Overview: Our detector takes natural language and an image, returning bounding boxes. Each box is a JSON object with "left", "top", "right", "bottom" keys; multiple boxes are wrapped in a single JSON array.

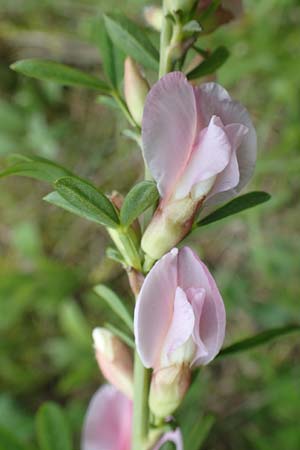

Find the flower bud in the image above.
[
  {"left": 166, "top": 0, "right": 196, "bottom": 13},
  {"left": 93, "top": 328, "right": 133, "bottom": 398},
  {"left": 144, "top": 6, "right": 163, "bottom": 31},
  {"left": 141, "top": 195, "right": 200, "bottom": 261},
  {"left": 149, "top": 364, "right": 191, "bottom": 418},
  {"left": 124, "top": 57, "right": 149, "bottom": 126}
]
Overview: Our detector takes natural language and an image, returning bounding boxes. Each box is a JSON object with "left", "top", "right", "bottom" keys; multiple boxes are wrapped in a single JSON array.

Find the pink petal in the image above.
[
  {"left": 195, "top": 82, "right": 257, "bottom": 207},
  {"left": 161, "top": 286, "right": 195, "bottom": 364},
  {"left": 142, "top": 72, "right": 198, "bottom": 199},
  {"left": 153, "top": 428, "right": 184, "bottom": 450},
  {"left": 178, "top": 247, "right": 226, "bottom": 366},
  {"left": 206, "top": 123, "right": 248, "bottom": 200},
  {"left": 177, "top": 247, "right": 211, "bottom": 293},
  {"left": 134, "top": 249, "right": 179, "bottom": 368},
  {"left": 186, "top": 288, "right": 209, "bottom": 363},
  {"left": 82, "top": 385, "right": 132, "bottom": 450},
  {"left": 174, "top": 115, "right": 231, "bottom": 199}
]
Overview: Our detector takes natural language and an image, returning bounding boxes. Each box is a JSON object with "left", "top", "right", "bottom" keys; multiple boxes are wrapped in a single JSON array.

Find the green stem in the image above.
[
  {"left": 159, "top": 2, "right": 173, "bottom": 77},
  {"left": 132, "top": 352, "right": 151, "bottom": 450}
]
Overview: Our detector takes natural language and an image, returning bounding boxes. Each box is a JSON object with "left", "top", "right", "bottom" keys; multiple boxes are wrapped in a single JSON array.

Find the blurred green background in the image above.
[{"left": 0, "top": 0, "right": 299, "bottom": 449}]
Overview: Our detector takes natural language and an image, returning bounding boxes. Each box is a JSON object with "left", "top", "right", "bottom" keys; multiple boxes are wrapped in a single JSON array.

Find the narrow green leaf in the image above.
[
  {"left": 36, "top": 402, "right": 72, "bottom": 450},
  {"left": 120, "top": 181, "right": 159, "bottom": 227},
  {"left": 106, "top": 246, "right": 125, "bottom": 264},
  {"left": 94, "top": 284, "right": 133, "bottom": 331},
  {"left": 54, "top": 177, "right": 119, "bottom": 228},
  {"left": 104, "top": 323, "right": 135, "bottom": 348},
  {"left": 0, "top": 426, "right": 30, "bottom": 450},
  {"left": 197, "top": 191, "right": 271, "bottom": 228},
  {"left": 11, "top": 59, "right": 110, "bottom": 93},
  {"left": 187, "top": 46, "right": 229, "bottom": 80},
  {"left": 184, "top": 415, "right": 215, "bottom": 450},
  {"left": 218, "top": 324, "right": 300, "bottom": 358},
  {"left": 0, "top": 155, "right": 73, "bottom": 183},
  {"left": 60, "top": 302, "right": 91, "bottom": 347},
  {"left": 104, "top": 14, "right": 159, "bottom": 71},
  {"left": 91, "top": 17, "right": 124, "bottom": 88}
]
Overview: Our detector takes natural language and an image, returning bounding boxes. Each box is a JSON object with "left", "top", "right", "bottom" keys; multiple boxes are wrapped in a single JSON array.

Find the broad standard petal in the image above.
[
  {"left": 134, "top": 249, "right": 179, "bottom": 368},
  {"left": 142, "top": 72, "right": 198, "bottom": 199},
  {"left": 82, "top": 385, "right": 132, "bottom": 450}
]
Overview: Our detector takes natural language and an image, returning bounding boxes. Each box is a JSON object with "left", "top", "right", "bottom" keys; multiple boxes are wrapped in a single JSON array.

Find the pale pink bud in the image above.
[
  {"left": 82, "top": 384, "right": 183, "bottom": 450},
  {"left": 134, "top": 247, "right": 226, "bottom": 371},
  {"left": 93, "top": 328, "right": 133, "bottom": 399},
  {"left": 124, "top": 57, "right": 149, "bottom": 126},
  {"left": 141, "top": 72, "right": 256, "bottom": 259},
  {"left": 149, "top": 364, "right": 191, "bottom": 418},
  {"left": 144, "top": 6, "right": 163, "bottom": 31}
]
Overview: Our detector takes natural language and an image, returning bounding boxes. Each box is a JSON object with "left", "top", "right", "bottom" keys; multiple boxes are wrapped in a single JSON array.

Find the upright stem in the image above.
[
  {"left": 159, "top": 1, "right": 173, "bottom": 77},
  {"left": 132, "top": 352, "right": 151, "bottom": 450}
]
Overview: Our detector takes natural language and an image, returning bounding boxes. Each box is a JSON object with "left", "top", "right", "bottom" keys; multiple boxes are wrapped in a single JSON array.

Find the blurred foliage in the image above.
[{"left": 0, "top": 0, "right": 299, "bottom": 449}]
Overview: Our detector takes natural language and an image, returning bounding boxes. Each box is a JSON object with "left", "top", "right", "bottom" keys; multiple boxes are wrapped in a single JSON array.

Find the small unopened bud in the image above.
[
  {"left": 124, "top": 57, "right": 149, "bottom": 126},
  {"left": 166, "top": 0, "right": 196, "bottom": 13},
  {"left": 141, "top": 196, "right": 199, "bottom": 261},
  {"left": 93, "top": 328, "right": 133, "bottom": 398},
  {"left": 149, "top": 364, "right": 191, "bottom": 418},
  {"left": 144, "top": 6, "right": 163, "bottom": 31}
]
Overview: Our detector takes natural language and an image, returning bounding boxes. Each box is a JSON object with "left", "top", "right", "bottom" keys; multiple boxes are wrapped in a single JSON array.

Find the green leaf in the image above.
[
  {"left": 120, "top": 181, "right": 159, "bottom": 227},
  {"left": 0, "top": 155, "right": 73, "bottom": 183},
  {"left": 197, "top": 191, "right": 271, "bottom": 228},
  {"left": 218, "top": 324, "right": 300, "bottom": 358},
  {"left": 187, "top": 46, "right": 229, "bottom": 80},
  {"left": 106, "top": 246, "right": 125, "bottom": 264},
  {"left": 104, "top": 14, "right": 159, "bottom": 71},
  {"left": 36, "top": 402, "right": 72, "bottom": 450},
  {"left": 54, "top": 177, "right": 119, "bottom": 228},
  {"left": 104, "top": 323, "right": 135, "bottom": 348},
  {"left": 184, "top": 415, "right": 215, "bottom": 450},
  {"left": 94, "top": 284, "right": 133, "bottom": 331},
  {"left": 11, "top": 59, "right": 110, "bottom": 93},
  {"left": 60, "top": 302, "right": 91, "bottom": 347},
  {"left": 0, "top": 426, "right": 30, "bottom": 450},
  {"left": 91, "top": 17, "right": 124, "bottom": 88}
]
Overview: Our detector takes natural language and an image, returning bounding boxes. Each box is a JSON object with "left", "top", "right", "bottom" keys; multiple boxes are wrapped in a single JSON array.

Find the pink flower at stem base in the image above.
[
  {"left": 134, "top": 247, "right": 226, "bottom": 417},
  {"left": 81, "top": 384, "right": 183, "bottom": 450},
  {"left": 141, "top": 72, "right": 256, "bottom": 260}
]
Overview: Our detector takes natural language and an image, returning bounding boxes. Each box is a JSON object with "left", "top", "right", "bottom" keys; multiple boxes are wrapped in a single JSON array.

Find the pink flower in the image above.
[
  {"left": 82, "top": 385, "right": 132, "bottom": 450},
  {"left": 135, "top": 247, "right": 226, "bottom": 370},
  {"left": 141, "top": 72, "right": 256, "bottom": 259},
  {"left": 82, "top": 384, "right": 183, "bottom": 450}
]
